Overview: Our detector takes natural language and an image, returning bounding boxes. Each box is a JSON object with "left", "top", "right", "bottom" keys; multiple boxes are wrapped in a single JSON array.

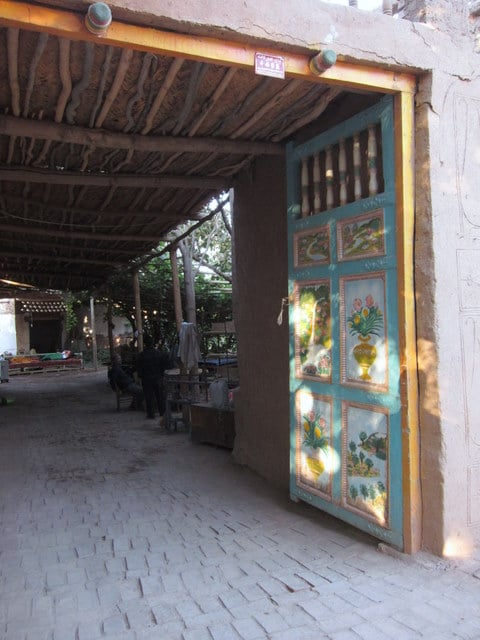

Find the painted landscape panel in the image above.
[
  {"left": 294, "top": 225, "right": 330, "bottom": 268},
  {"left": 337, "top": 209, "right": 385, "bottom": 262},
  {"left": 343, "top": 402, "right": 389, "bottom": 527}
]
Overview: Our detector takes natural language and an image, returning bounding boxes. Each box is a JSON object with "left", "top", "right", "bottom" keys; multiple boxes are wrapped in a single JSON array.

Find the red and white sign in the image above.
[{"left": 254, "top": 53, "right": 285, "bottom": 79}]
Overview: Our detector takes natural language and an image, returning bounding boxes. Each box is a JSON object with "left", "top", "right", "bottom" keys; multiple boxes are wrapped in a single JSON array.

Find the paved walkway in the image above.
[{"left": 1, "top": 370, "right": 480, "bottom": 640}]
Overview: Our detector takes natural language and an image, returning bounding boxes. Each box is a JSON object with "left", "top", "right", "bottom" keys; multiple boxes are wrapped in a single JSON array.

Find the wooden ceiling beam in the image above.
[
  {"left": 0, "top": 193, "right": 176, "bottom": 219},
  {"left": 7, "top": 237, "right": 154, "bottom": 257},
  {"left": 0, "top": 222, "right": 165, "bottom": 242},
  {"left": 0, "top": 265, "right": 105, "bottom": 284},
  {"left": 0, "top": 1, "right": 415, "bottom": 94},
  {"left": 0, "top": 250, "right": 128, "bottom": 266},
  {"left": 0, "top": 167, "right": 230, "bottom": 190},
  {"left": 0, "top": 114, "right": 284, "bottom": 157}
]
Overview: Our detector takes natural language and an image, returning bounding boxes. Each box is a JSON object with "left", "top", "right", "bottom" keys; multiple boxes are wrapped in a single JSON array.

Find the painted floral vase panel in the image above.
[
  {"left": 343, "top": 402, "right": 389, "bottom": 527},
  {"left": 294, "top": 225, "right": 330, "bottom": 268},
  {"left": 294, "top": 280, "right": 332, "bottom": 381},
  {"left": 337, "top": 209, "right": 385, "bottom": 262},
  {"left": 341, "top": 274, "right": 387, "bottom": 388},
  {"left": 296, "top": 390, "right": 333, "bottom": 498}
]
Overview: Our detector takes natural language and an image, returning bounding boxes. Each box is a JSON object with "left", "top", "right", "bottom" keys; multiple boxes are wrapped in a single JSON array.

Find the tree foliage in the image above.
[
  {"left": 191, "top": 201, "right": 232, "bottom": 283},
  {"left": 69, "top": 197, "right": 233, "bottom": 351}
]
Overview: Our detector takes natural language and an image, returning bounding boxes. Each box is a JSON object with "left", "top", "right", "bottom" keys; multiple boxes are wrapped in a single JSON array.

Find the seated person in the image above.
[
  {"left": 108, "top": 354, "right": 144, "bottom": 410},
  {"left": 119, "top": 341, "right": 137, "bottom": 377}
]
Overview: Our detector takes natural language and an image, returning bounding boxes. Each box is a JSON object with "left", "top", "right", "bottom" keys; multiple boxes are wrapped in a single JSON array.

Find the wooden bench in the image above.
[{"left": 7, "top": 353, "right": 84, "bottom": 375}]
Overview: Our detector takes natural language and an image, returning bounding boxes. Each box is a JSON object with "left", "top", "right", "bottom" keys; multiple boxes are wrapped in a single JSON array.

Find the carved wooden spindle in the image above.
[
  {"left": 325, "top": 146, "right": 334, "bottom": 210},
  {"left": 339, "top": 138, "right": 347, "bottom": 206},
  {"left": 383, "top": 0, "right": 393, "bottom": 15},
  {"left": 301, "top": 157, "right": 310, "bottom": 217},
  {"left": 353, "top": 133, "right": 362, "bottom": 201},
  {"left": 368, "top": 124, "right": 378, "bottom": 196},
  {"left": 313, "top": 153, "right": 321, "bottom": 214}
]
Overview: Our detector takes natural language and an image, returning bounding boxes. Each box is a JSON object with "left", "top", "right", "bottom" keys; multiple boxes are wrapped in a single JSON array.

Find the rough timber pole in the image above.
[
  {"left": 133, "top": 269, "right": 143, "bottom": 353},
  {"left": 89, "top": 296, "right": 98, "bottom": 371}
]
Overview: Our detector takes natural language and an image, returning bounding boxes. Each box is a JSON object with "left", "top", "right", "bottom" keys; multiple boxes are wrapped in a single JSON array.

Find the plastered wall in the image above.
[
  {"left": 14, "top": 314, "right": 30, "bottom": 354},
  {"left": 415, "top": 69, "right": 480, "bottom": 556},
  {"left": 0, "top": 300, "right": 16, "bottom": 354},
  {"left": 232, "top": 157, "right": 290, "bottom": 490}
]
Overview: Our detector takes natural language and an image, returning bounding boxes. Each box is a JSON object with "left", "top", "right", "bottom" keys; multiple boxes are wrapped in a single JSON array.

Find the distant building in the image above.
[
  {"left": 0, "top": 292, "right": 66, "bottom": 355},
  {"left": 0, "top": 294, "right": 131, "bottom": 355}
]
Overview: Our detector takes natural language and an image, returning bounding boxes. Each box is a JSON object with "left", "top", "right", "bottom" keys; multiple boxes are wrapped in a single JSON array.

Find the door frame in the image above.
[
  {"left": 394, "top": 91, "right": 420, "bottom": 553},
  {"left": 286, "top": 94, "right": 419, "bottom": 552},
  {"left": 1, "top": 1, "right": 421, "bottom": 552}
]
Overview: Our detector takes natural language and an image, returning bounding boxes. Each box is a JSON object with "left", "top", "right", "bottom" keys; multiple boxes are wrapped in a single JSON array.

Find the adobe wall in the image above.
[
  {"left": 415, "top": 67, "right": 480, "bottom": 556},
  {"left": 47, "top": 0, "right": 470, "bottom": 76},
  {"left": 232, "top": 158, "right": 290, "bottom": 490}
]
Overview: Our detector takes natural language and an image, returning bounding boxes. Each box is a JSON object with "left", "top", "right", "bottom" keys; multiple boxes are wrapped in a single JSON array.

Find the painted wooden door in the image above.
[{"left": 287, "top": 96, "right": 403, "bottom": 549}]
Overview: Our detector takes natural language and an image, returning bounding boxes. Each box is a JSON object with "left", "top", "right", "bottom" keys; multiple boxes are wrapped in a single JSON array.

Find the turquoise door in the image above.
[{"left": 288, "top": 96, "right": 403, "bottom": 548}]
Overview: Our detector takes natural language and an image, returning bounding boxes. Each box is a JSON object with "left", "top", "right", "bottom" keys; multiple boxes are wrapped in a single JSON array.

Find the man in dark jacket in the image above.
[
  {"left": 108, "top": 354, "right": 144, "bottom": 410},
  {"left": 136, "top": 335, "right": 171, "bottom": 421}
]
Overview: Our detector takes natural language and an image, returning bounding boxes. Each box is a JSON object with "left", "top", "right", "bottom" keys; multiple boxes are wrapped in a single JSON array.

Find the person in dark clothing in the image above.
[
  {"left": 108, "top": 354, "right": 144, "bottom": 410},
  {"left": 136, "top": 335, "right": 171, "bottom": 421}
]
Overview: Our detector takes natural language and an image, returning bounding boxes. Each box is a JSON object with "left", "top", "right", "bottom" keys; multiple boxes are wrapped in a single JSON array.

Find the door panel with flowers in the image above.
[{"left": 287, "top": 96, "right": 403, "bottom": 549}]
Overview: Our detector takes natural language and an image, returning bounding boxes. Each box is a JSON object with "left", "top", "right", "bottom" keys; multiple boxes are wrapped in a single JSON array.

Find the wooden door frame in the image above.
[
  {"left": 1, "top": 0, "right": 421, "bottom": 552},
  {"left": 394, "top": 91, "right": 420, "bottom": 554}
]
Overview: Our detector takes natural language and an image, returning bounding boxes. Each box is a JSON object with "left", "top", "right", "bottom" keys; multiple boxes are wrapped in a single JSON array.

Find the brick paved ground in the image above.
[{"left": 0, "top": 369, "right": 479, "bottom": 640}]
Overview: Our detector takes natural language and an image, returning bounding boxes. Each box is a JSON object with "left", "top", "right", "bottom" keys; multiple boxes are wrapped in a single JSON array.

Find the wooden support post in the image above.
[
  {"left": 133, "top": 269, "right": 143, "bottom": 352},
  {"left": 89, "top": 296, "right": 98, "bottom": 371},
  {"left": 107, "top": 295, "right": 114, "bottom": 360},
  {"left": 170, "top": 246, "right": 183, "bottom": 334}
]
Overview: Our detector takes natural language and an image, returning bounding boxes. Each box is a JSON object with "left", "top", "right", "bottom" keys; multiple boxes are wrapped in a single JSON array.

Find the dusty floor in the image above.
[{"left": 1, "top": 369, "right": 480, "bottom": 640}]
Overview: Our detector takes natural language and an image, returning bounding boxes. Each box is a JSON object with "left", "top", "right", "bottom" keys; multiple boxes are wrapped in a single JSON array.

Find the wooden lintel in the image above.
[
  {"left": 0, "top": 114, "right": 285, "bottom": 157},
  {"left": 0, "top": 1, "right": 416, "bottom": 95},
  {"left": 0, "top": 167, "right": 230, "bottom": 190}
]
